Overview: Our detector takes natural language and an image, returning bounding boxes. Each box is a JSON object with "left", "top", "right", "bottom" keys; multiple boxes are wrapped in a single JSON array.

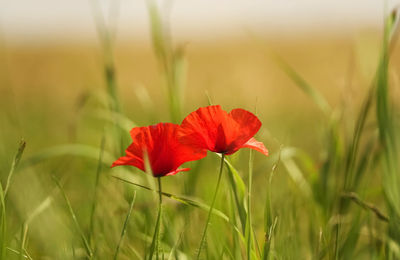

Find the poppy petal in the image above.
[
  {"left": 180, "top": 105, "right": 267, "bottom": 155},
  {"left": 179, "top": 105, "right": 231, "bottom": 152},
  {"left": 147, "top": 123, "right": 205, "bottom": 175},
  {"left": 241, "top": 137, "right": 269, "bottom": 156},
  {"left": 111, "top": 142, "right": 144, "bottom": 170},
  {"left": 226, "top": 108, "right": 261, "bottom": 152},
  {"left": 113, "top": 123, "right": 205, "bottom": 177},
  {"left": 163, "top": 168, "right": 191, "bottom": 177}
]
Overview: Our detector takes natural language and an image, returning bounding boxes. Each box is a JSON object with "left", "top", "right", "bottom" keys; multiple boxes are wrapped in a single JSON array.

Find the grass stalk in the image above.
[
  {"left": 88, "top": 135, "right": 106, "bottom": 247},
  {"left": 114, "top": 191, "right": 137, "bottom": 260},
  {"left": 0, "top": 140, "right": 26, "bottom": 259},
  {"left": 196, "top": 154, "right": 225, "bottom": 260},
  {"left": 90, "top": 0, "right": 121, "bottom": 114},
  {"left": 52, "top": 176, "right": 93, "bottom": 258},
  {"left": 18, "top": 223, "right": 28, "bottom": 260},
  {"left": 147, "top": 1, "right": 185, "bottom": 123},
  {"left": 113, "top": 175, "right": 235, "bottom": 226},
  {"left": 4, "top": 140, "right": 26, "bottom": 198},
  {"left": 0, "top": 185, "right": 6, "bottom": 260},
  {"left": 341, "top": 192, "right": 388, "bottom": 222},
  {"left": 246, "top": 150, "right": 254, "bottom": 259},
  {"left": 262, "top": 149, "right": 280, "bottom": 260}
]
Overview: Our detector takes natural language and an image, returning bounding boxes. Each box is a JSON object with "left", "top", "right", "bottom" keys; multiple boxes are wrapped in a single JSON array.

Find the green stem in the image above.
[
  {"left": 196, "top": 154, "right": 225, "bottom": 260},
  {"left": 53, "top": 176, "right": 93, "bottom": 258},
  {"left": 113, "top": 191, "right": 136, "bottom": 260},
  {"left": 157, "top": 178, "right": 162, "bottom": 259},
  {"left": 247, "top": 150, "right": 254, "bottom": 260},
  {"left": 89, "top": 135, "right": 105, "bottom": 249},
  {"left": 149, "top": 178, "right": 163, "bottom": 260}
]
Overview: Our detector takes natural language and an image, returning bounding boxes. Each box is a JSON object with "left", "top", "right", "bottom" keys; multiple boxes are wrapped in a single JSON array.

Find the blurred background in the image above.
[
  {"left": 1, "top": 0, "right": 400, "bottom": 259},
  {"left": 2, "top": 0, "right": 399, "bottom": 150},
  {"left": 0, "top": 0, "right": 398, "bottom": 150}
]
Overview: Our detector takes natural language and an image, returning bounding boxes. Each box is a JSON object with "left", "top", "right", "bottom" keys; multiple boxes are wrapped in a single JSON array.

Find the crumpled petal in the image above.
[
  {"left": 226, "top": 108, "right": 261, "bottom": 152},
  {"left": 163, "top": 168, "right": 191, "bottom": 177},
  {"left": 179, "top": 105, "right": 267, "bottom": 156},
  {"left": 112, "top": 123, "right": 206, "bottom": 177},
  {"left": 240, "top": 137, "right": 269, "bottom": 156}
]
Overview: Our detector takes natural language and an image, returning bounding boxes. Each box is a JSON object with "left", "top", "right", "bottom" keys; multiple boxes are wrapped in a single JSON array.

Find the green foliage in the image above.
[{"left": 148, "top": 1, "right": 186, "bottom": 123}]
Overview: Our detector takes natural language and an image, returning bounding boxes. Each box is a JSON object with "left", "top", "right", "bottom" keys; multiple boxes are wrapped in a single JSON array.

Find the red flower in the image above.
[
  {"left": 178, "top": 105, "right": 268, "bottom": 156},
  {"left": 112, "top": 123, "right": 206, "bottom": 177}
]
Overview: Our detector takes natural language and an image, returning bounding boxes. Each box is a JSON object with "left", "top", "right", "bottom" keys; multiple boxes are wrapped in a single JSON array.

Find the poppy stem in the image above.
[
  {"left": 196, "top": 154, "right": 225, "bottom": 260},
  {"left": 156, "top": 177, "right": 162, "bottom": 259},
  {"left": 149, "top": 177, "right": 163, "bottom": 260}
]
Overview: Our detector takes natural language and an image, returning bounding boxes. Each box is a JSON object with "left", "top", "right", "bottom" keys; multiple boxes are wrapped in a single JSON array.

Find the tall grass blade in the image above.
[
  {"left": 222, "top": 155, "right": 247, "bottom": 232},
  {"left": 21, "top": 144, "right": 114, "bottom": 169},
  {"left": 4, "top": 140, "right": 26, "bottom": 197},
  {"left": 376, "top": 9, "right": 400, "bottom": 249},
  {"left": 114, "top": 191, "right": 136, "bottom": 260},
  {"left": 196, "top": 155, "right": 225, "bottom": 260},
  {"left": 116, "top": 173, "right": 246, "bottom": 249},
  {"left": 18, "top": 224, "right": 28, "bottom": 260},
  {"left": 90, "top": 109, "right": 136, "bottom": 132},
  {"left": 262, "top": 149, "right": 280, "bottom": 260},
  {"left": 167, "top": 228, "right": 184, "bottom": 260},
  {"left": 6, "top": 248, "right": 31, "bottom": 260},
  {"left": 147, "top": 1, "right": 185, "bottom": 123},
  {"left": 246, "top": 150, "right": 256, "bottom": 259},
  {"left": 52, "top": 176, "right": 93, "bottom": 258},
  {"left": 16, "top": 195, "right": 53, "bottom": 260},
  {"left": 0, "top": 185, "right": 6, "bottom": 260},
  {"left": 89, "top": 135, "right": 106, "bottom": 248},
  {"left": 342, "top": 88, "right": 374, "bottom": 191},
  {"left": 25, "top": 196, "right": 53, "bottom": 225},
  {"left": 113, "top": 175, "right": 232, "bottom": 223},
  {"left": 282, "top": 158, "right": 312, "bottom": 198},
  {"left": 0, "top": 140, "right": 26, "bottom": 259},
  {"left": 90, "top": 0, "right": 121, "bottom": 114},
  {"left": 342, "top": 192, "right": 389, "bottom": 222},
  {"left": 274, "top": 56, "right": 331, "bottom": 115}
]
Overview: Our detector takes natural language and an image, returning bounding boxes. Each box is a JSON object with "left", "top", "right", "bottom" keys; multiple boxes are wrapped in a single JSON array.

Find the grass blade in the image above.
[
  {"left": 246, "top": 150, "right": 256, "bottom": 259},
  {"left": 89, "top": 135, "right": 106, "bottom": 248},
  {"left": 147, "top": 1, "right": 185, "bottom": 123},
  {"left": 341, "top": 192, "right": 388, "bottom": 222},
  {"left": 112, "top": 175, "right": 234, "bottom": 224},
  {"left": 196, "top": 155, "right": 225, "bottom": 260},
  {"left": 52, "top": 176, "right": 93, "bottom": 258},
  {"left": 18, "top": 224, "right": 28, "bottom": 260},
  {"left": 0, "top": 185, "right": 6, "bottom": 260},
  {"left": 262, "top": 150, "right": 281, "bottom": 260},
  {"left": 21, "top": 144, "right": 114, "bottom": 169},
  {"left": 6, "top": 247, "right": 31, "bottom": 260},
  {"left": 114, "top": 191, "right": 137, "bottom": 260},
  {"left": 4, "top": 140, "right": 26, "bottom": 197},
  {"left": 0, "top": 140, "right": 26, "bottom": 259},
  {"left": 222, "top": 155, "right": 247, "bottom": 232},
  {"left": 90, "top": 0, "right": 121, "bottom": 114},
  {"left": 274, "top": 56, "right": 331, "bottom": 115},
  {"left": 375, "top": 9, "right": 400, "bottom": 249}
]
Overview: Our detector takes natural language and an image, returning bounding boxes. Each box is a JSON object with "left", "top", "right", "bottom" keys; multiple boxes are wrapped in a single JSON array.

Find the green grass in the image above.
[{"left": 0, "top": 2, "right": 400, "bottom": 260}]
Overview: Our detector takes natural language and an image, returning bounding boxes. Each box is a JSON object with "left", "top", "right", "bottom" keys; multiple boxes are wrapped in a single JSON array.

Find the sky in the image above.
[{"left": 0, "top": 0, "right": 399, "bottom": 44}]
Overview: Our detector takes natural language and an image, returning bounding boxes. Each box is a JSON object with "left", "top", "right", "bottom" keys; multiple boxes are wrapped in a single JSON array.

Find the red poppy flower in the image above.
[
  {"left": 112, "top": 123, "right": 207, "bottom": 177},
  {"left": 178, "top": 105, "right": 268, "bottom": 156}
]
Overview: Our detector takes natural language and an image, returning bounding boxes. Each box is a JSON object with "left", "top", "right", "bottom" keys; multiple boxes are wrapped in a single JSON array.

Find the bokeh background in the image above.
[
  {"left": 1, "top": 0, "right": 400, "bottom": 259},
  {"left": 2, "top": 0, "right": 398, "bottom": 152}
]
